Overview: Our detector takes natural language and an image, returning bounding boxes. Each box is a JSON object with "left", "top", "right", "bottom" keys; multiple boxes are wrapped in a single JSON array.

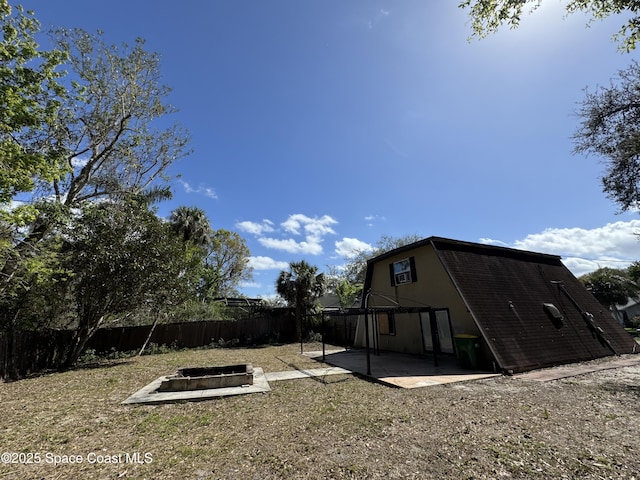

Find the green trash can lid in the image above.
[{"left": 454, "top": 334, "right": 479, "bottom": 339}]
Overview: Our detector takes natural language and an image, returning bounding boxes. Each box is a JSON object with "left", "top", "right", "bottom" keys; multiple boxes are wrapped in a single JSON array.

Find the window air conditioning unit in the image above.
[{"left": 395, "top": 272, "right": 411, "bottom": 284}]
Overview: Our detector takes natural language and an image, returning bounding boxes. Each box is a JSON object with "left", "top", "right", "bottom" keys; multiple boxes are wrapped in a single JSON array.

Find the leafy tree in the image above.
[
  {"left": 0, "top": 226, "right": 73, "bottom": 379},
  {"left": 0, "top": 199, "right": 74, "bottom": 378},
  {"left": 460, "top": 0, "right": 640, "bottom": 51},
  {"left": 169, "top": 205, "right": 211, "bottom": 247},
  {"left": 59, "top": 199, "right": 201, "bottom": 366},
  {"left": 276, "top": 260, "right": 325, "bottom": 342},
  {"left": 579, "top": 267, "right": 638, "bottom": 308},
  {"left": 573, "top": 61, "right": 640, "bottom": 212},
  {"left": 0, "top": 1, "right": 67, "bottom": 310},
  {"left": 628, "top": 261, "right": 640, "bottom": 284},
  {"left": 1, "top": 27, "right": 190, "bottom": 299},
  {"left": 335, "top": 278, "right": 363, "bottom": 310},
  {"left": 47, "top": 28, "right": 189, "bottom": 209},
  {"left": 0, "top": 0, "right": 67, "bottom": 211},
  {"left": 201, "top": 229, "right": 252, "bottom": 299},
  {"left": 0, "top": 212, "right": 70, "bottom": 327},
  {"left": 0, "top": 13, "right": 195, "bottom": 375}
]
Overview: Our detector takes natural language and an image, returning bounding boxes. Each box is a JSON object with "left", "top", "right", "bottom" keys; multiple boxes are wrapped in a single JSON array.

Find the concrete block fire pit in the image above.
[
  {"left": 122, "top": 363, "right": 269, "bottom": 405},
  {"left": 157, "top": 364, "right": 254, "bottom": 392}
]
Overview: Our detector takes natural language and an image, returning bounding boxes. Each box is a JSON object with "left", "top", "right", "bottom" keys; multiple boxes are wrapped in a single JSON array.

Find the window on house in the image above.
[
  {"left": 389, "top": 257, "right": 417, "bottom": 286},
  {"left": 377, "top": 311, "right": 395, "bottom": 335}
]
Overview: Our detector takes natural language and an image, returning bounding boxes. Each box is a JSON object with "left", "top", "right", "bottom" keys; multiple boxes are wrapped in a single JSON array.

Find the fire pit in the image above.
[{"left": 156, "top": 364, "right": 254, "bottom": 392}]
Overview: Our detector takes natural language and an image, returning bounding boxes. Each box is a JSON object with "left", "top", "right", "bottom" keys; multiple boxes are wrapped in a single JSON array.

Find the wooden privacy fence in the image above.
[
  {"left": 322, "top": 313, "right": 359, "bottom": 349},
  {"left": 1, "top": 310, "right": 295, "bottom": 379},
  {"left": 86, "top": 315, "right": 296, "bottom": 353},
  {"left": 0, "top": 328, "right": 74, "bottom": 380}
]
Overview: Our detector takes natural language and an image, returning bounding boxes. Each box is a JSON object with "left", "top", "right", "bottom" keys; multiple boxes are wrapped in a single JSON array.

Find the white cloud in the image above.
[
  {"left": 203, "top": 188, "right": 217, "bottom": 199},
  {"left": 364, "top": 214, "right": 386, "bottom": 227},
  {"left": 71, "top": 156, "right": 89, "bottom": 168},
  {"left": 561, "top": 256, "right": 630, "bottom": 278},
  {"left": 481, "top": 220, "right": 640, "bottom": 277},
  {"left": 281, "top": 214, "right": 337, "bottom": 241},
  {"left": 236, "top": 219, "right": 275, "bottom": 235},
  {"left": 252, "top": 214, "right": 338, "bottom": 255},
  {"left": 479, "top": 238, "right": 509, "bottom": 247},
  {"left": 241, "top": 213, "right": 338, "bottom": 256},
  {"left": 258, "top": 237, "right": 324, "bottom": 255},
  {"left": 368, "top": 8, "right": 390, "bottom": 29},
  {"left": 248, "top": 256, "right": 289, "bottom": 270},
  {"left": 335, "top": 237, "right": 373, "bottom": 258},
  {"left": 7, "top": 200, "right": 26, "bottom": 210},
  {"left": 238, "top": 280, "right": 261, "bottom": 289},
  {"left": 179, "top": 180, "right": 218, "bottom": 199}
]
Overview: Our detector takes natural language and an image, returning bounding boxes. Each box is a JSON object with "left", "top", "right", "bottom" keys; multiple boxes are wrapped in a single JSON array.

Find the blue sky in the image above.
[{"left": 21, "top": 1, "right": 640, "bottom": 297}]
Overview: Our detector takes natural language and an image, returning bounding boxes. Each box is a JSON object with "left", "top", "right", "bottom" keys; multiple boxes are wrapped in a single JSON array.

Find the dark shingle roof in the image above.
[{"left": 430, "top": 238, "right": 637, "bottom": 372}]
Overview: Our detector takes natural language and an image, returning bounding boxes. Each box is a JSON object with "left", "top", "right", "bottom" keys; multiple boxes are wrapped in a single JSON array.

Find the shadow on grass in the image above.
[
  {"left": 73, "top": 359, "right": 134, "bottom": 371},
  {"left": 601, "top": 381, "right": 640, "bottom": 397},
  {"left": 2, "top": 359, "right": 134, "bottom": 383},
  {"left": 274, "top": 355, "right": 356, "bottom": 386}
]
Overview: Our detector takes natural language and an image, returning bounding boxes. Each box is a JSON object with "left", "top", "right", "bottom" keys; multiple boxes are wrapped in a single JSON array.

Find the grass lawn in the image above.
[{"left": 1, "top": 342, "right": 640, "bottom": 479}]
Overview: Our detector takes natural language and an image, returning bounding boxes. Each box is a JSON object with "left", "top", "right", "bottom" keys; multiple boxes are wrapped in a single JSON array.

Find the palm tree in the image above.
[
  {"left": 276, "top": 260, "right": 326, "bottom": 343},
  {"left": 169, "top": 206, "right": 211, "bottom": 247}
]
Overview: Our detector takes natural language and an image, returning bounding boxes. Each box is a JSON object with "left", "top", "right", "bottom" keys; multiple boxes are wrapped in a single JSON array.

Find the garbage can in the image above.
[{"left": 454, "top": 334, "right": 479, "bottom": 369}]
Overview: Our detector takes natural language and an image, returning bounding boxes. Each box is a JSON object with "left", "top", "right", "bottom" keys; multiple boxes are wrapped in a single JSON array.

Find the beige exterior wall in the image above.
[
  {"left": 355, "top": 244, "right": 481, "bottom": 355},
  {"left": 374, "top": 312, "right": 423, "bottom": 354}
]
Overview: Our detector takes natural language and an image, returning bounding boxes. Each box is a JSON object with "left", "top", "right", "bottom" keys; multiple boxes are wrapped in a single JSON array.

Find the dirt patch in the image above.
[{"left": 1, "top": 344, "right": 639, "bottom": 479}]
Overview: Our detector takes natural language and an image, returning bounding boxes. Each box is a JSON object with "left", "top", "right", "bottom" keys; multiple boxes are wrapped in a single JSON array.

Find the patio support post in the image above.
[
  {"left": 430, "top": 310, "right": 439, "bottom": 368},
  {"left": 364, "top": 289, "right": 372, "bottom": 376},
  {"left": 300, "top": 312, "right": 304, "bottom": 354},
  {"left": 322, "top": 312, "right": 326, "bottom": 362},
  {"left": 344, "top": 314, "right": 348, "bottom": 351}
]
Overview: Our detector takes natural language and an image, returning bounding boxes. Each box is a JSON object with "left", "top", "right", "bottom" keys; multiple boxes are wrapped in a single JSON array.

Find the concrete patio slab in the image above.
[
  {"left": 304, "top": 348, "right": 500, "bottom": 388},
  {"left": 122, "top": 349, "right": 506, "bottom": 404},
  {"left": 122, "top": 366, "right": 353, "bottom": 405},
  {"left": 122, "top": 350, "right": 640, "bottom": 404}
]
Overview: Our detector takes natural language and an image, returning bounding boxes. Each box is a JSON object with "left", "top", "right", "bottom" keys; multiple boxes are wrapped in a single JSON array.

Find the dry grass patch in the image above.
[{"left": 1, "top": 344, "right": 640, "bottom": 479}]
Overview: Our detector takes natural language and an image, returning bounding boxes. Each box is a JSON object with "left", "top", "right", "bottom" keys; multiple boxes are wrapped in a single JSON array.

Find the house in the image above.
[
  {"left": 354, "top": 237, "right": 638, "bottom": 374},
  {"left": 611, "top": 296, "right": 640, "bottom": 326}
]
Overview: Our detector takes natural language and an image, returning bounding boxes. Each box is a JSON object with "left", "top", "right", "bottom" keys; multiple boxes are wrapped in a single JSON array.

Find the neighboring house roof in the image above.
[
  {"left": 213, "top": 297, "right": 264, "bottom": 307},
  {"left": 616, "top": 296, "right": 640, "bottom": 312},
  {"left": 319, "top": 293, "right": 341, "bottom": 310},
  {"left": 612, "top": 296, "right": 640, "bottom": 325},
  {"left": 364, "top": 237, "right": 638, "bottom": 373},
  {"left": 319, "top": 293, "right": 361, "bottom": 310}
]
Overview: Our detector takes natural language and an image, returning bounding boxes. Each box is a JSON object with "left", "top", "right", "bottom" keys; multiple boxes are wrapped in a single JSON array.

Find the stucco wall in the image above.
[
  {"left": 355, "top": 244, "right": 482, "bottom": 354},
  {"left": 376, "top": 312, "right": 423, "bottom": 354}
]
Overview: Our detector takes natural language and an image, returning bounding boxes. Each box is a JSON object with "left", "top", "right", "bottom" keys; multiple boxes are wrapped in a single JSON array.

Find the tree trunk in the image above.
[
  {"left": 138, "top": 315, "right": 161, "bottom": 356},
  {"left": 2, "top": 320, "right": 17, "bottom": 381},
  {"left": 63, "top": 314, "right": 104, "bottom": 368}
]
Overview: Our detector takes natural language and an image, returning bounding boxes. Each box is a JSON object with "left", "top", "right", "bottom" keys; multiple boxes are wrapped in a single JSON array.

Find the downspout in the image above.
[{"left": 430, "top": 239, "right": 504, "bottom": 373}]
